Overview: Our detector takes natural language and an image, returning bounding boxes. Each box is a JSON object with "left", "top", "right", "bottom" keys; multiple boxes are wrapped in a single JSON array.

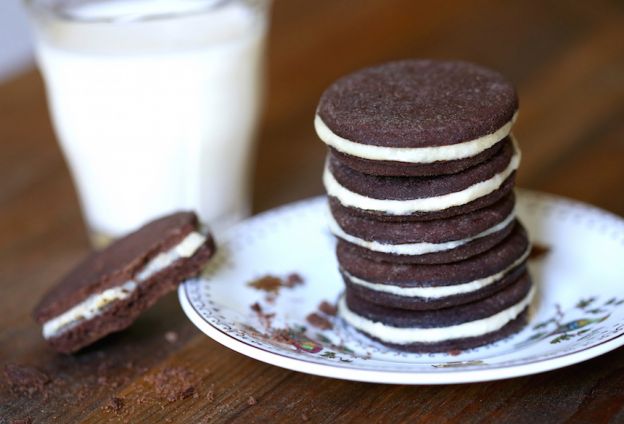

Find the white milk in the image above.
[{"left": 31, "top": 0, "right": 268, "bottom": 243}]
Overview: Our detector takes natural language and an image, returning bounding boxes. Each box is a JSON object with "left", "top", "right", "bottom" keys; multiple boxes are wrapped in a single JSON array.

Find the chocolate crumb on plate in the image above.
[
  {"left": 319, "top": 301, "right": 338, "bottom": 316},
  {"left": 250, "top": 302, "right": 262, "bottom": 313},
  {"left": 529, "top": 243, "right": 551, "bottom": 260},
  {"left": 284, "top": 272, "right": 304, "bottom": 288},
  {"left": 247, "top": 272, "right": 306, "bottom": 293},
  {"left": 250, "top": 302, "right": 275, "bottom": 329},
  {"left": 272, "top": 329, "right": 295, "bottom": 345},
  {"left": 248, "top": 275, "right": 283, "bottom": 292},
  {"left": 306, "top": 312, "right": 333, "bottom": 330}
]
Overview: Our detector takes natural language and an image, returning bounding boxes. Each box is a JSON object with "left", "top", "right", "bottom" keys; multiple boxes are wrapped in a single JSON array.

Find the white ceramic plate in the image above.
[{"left": 179, "top": 190, "right": 624, "bottom": 384}]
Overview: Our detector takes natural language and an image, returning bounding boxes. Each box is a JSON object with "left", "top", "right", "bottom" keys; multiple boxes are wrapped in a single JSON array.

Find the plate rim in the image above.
[{"left": 178, "top": 189, "right": 624, "bottom": 385}]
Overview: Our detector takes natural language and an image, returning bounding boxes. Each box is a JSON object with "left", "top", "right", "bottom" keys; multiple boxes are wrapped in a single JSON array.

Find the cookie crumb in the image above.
[
  {"left": 164, "top": 331, "right": 179, "bottom": 344},
  {"left": 250, "top": 302, "right": 275, "bottom": 329},
  {"left": 301, "top": 413, "right": 310, "bottom": 421},
  {"left": 247, "top": 396, "right": 257, "bottom": 406},
  {"left": 319, "top": 301, "right": 337, "bottom": 316},
  {"left": 248, "top": 273, "right": 305, "bottom": 293},
  {"left": 272, "top": 329, "right": 294, "bottom": 344},
  {"left": 307, "top": 313, "right": 332, "bottom": 330},
  {"left": 10, "top": 418, "right": 33, "bottom": 424},
  {"left": 284, "top": 273, "right": 304, "bottom": 288},
  {"left": 3, "top": 363, "right": 51, "bottom": 398},
  {"left": 529, "top": 243, "right": 550, "bottom": 260},
  {"left": 103, "top": 396, "right": 125, "bottom": 414},
  {"left": 146, "top": 367, "right": 197, "bottom": 402},
  {"left": 206, "top": 384, "right": 215, "bottom": 402},
  {"left": 248, "top": 275, "right": 283, "bottom": 293}
]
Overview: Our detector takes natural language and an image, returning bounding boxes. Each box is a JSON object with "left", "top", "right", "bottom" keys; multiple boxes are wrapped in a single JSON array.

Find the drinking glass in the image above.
[{"left": 25, "top": 0, "right": 270, "bottom": 247}]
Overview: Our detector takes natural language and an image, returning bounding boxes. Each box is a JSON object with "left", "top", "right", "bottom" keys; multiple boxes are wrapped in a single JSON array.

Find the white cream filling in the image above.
[
  {"left": 344, "top": 247, "right": 530, "bottom": 299},
  {"left": 324, "top": 138, "right": 520, "bottom": 215},
  {"left": 339, "top": 285, "right": 534, "bottom": 344},
  {"left": 329, "top": 209, "right": 516, "bottom": 255},
  {"left": 315, "top": 113, "right": 516, "bottom": 163},
  {"left": 42, "top": 231, "right": 207, "bottom": 339}
]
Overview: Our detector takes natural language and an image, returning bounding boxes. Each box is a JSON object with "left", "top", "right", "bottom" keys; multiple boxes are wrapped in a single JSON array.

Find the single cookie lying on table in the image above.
[{"left": 33, "top": 212, "right": 215, "bottom": 353}]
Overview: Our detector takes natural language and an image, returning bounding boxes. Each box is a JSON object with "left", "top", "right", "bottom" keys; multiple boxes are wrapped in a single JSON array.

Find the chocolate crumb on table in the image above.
[
  {"left": 306, "top": 312, "right": 333, "bottom": 330},
  {"left": 3, "top": 363, "right": 51, "bottom": 399},
  {"left": 103, "top": 396, "right": 125, "bottom": 414},
  {"left": 164, "top": 331, "right": 179, "bottom": 344},
  {"left": 145, "top": 367, "right": 197, "bottom": 402},
  {"left": 10, "top": 418, "right": 33, "bottom": 424},
  {"left": 206, "top": 384, "right": 215, "bottom": 402}
]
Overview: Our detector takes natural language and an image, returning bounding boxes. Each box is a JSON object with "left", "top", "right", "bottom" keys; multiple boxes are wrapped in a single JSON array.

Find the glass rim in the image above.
[{"left": 23, "top": 0, "right": 267, "bottom": 24}]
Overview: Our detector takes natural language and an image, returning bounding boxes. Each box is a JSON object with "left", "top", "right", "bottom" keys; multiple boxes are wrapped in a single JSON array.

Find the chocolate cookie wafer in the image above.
[
  {"left": 339, "top": 271, "right": 533, "bottom": 352},
  {"left": 316, "top": 59, "right": 518, "bottom": 177},
  {"left": 33, "top": 212, "right": 216, "bottom": 353},
  {"left": 338, "top": 222, "right": 530, "bottom": 310}
]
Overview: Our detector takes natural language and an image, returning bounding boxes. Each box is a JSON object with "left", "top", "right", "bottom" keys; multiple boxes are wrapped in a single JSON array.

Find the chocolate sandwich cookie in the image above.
[
  {"left": 339, "top": 271, "right": 533, "bottom": 353},
  {"left": 315, "top": 59, "right": 518, "bottom": 177},
  {"left": 324, "top": 137, "right": 520, "bottom": 221},
  {"left": 338, "top": 222, "right": 530, "bottom": 310},
  {"left": 329, "top": 192, "right": 516, "bottom": 264},
  {"left": 33, "top": 212, "right": 216, "bottom": 353}
]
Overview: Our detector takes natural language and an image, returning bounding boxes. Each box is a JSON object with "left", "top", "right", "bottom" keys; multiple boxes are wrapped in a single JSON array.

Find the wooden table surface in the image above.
[{"left": 2, "top": 1, "right": 624, "bottom": 422}]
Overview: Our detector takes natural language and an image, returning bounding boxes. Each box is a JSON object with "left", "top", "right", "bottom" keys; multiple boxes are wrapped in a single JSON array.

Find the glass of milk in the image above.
[{"left": 25, "top": 0, "right": 270, "bottom": 247}]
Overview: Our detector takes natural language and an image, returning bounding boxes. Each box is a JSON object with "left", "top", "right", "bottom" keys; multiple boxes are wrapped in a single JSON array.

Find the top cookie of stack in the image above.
[
  {"left": 317, "top": 59, "right": 517, "bottom": 178},
  {"left": 316, "top": 60, "right": 532, "bottom": 353}
]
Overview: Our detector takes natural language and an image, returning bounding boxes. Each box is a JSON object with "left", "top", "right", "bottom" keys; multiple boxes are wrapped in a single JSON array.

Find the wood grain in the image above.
[{"left": 1, "top": 0, "right": 623, "bottom": 422}]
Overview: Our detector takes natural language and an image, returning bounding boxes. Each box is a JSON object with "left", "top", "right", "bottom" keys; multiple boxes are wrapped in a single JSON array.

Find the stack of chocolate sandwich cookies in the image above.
[{"left": 316, "top": 60, "right": 534, "bottom": 352}]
